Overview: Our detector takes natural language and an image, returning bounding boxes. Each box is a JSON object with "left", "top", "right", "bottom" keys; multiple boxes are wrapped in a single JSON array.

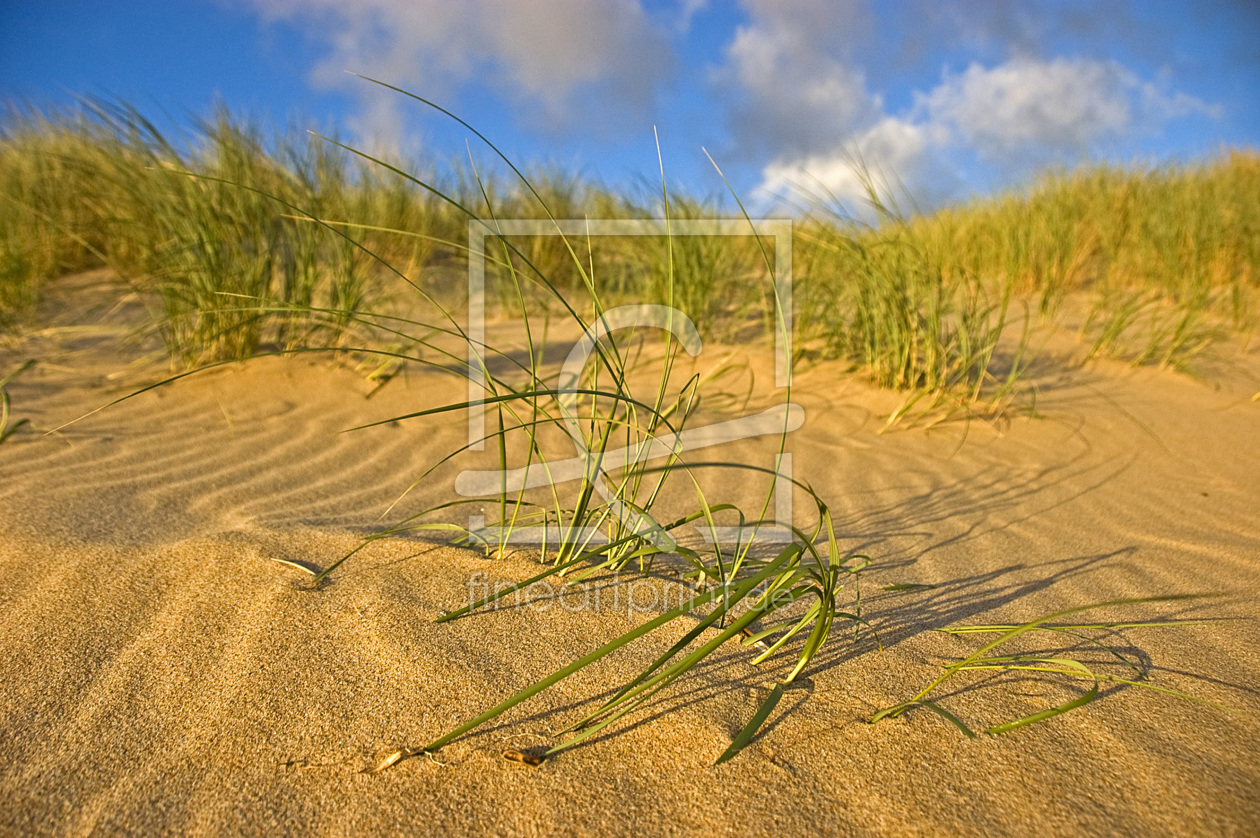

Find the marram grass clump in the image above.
[{"left": 290, "top": 82, "right": 873, "bottom": 765}]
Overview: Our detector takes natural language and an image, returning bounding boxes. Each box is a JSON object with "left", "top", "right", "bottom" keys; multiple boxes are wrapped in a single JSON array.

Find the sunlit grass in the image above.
[
  {"left": 788, "top": 151, "right": 1260, "bottom": 421},
  {"left": 893, "top": 153, "right": 1260, "bottom": 366},
  {"left": 6, "top": 100, "right": 1255, "bottom": 393},
  {"left": 871, "top": 596, "right": 1227, "bottom": 737}
]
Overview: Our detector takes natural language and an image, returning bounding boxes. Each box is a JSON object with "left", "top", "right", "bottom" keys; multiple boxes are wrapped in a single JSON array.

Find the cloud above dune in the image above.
[
  {"left": 234, "top": 0, "right": 1228, "bottom": 205},
  {"left": 717, "top": 0, "right": 882, "bottom": 161},
  {"left": 240, "top": 0, "right": 674, "bottom": 148},
  {"left": 921, "top": 57, "right": 1220, "bottom": 164},
  {"left": 725, "top": 1, "right": 1223, "bottom": 210}
]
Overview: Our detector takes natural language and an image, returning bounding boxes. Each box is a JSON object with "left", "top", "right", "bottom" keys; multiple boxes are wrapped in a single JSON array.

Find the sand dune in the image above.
[{"left": 2, "top": 272, "right": 1259, "bottom": 835}]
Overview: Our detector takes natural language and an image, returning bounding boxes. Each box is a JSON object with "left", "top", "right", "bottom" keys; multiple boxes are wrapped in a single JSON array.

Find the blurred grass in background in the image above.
[{"left": 2, "top": 100, "right": 1256, "bottom": 411}]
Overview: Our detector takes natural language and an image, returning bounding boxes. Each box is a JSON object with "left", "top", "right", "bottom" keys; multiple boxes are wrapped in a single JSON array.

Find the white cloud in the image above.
[
  {"left": 242, "top": 0, "right": 673, "bottom": 148},
  {"left": 923, "top": 57, "right": 1180, "bottom": 162},
  {"left": 1138, "top": 78, "right": 1225, "bottom": 124},
  {"left": 718, "top": 0, "right": 882, "bottom": 158},
  {"left": 747, "top": 47, "right": 1220, "bottom": 212},
  {"left": 925, "top": 58, "right": 1133, "bottom": 152},
  {"left": 757, "top": 117, "right": 955, "bottom": 214}
]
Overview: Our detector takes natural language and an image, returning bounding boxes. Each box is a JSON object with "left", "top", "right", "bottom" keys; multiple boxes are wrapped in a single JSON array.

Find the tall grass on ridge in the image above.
[
  {"left": 0, "top": 106, "right": 116, "bottom": 325},
  {"left": 78, "top": 103, "right": 381, "bottom": 364},
  {"left": 794, "top": 165, "right": 1032, "bottom": 425},
  {"left": 0, "top": 100, "right": 471, "bottom": 362},
  {"left": 891, "top": 153, "right": 1260, "bottom": 368}
]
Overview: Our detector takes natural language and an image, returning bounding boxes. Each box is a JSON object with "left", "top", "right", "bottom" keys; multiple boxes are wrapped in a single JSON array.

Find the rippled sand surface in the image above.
[{"left": 2, "top": 272, "right": 1258, "bottom": 836}]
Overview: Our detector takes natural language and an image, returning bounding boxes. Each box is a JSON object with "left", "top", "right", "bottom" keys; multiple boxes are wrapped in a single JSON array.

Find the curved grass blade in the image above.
[
  {"left": 422, "top": 583, "right": 736, "bottom": 754},
  {"left": 561, "top": 546, "right": 801, "bottom": 735},
  {"left": 874, "top": 595, "right": 1223, "bottom": 736},
  {"left": 903, "top": 700, "right": 978, "bottom": 739},
  {"left": 984, "top": 681, "right": 1101, "bottom": 735},
  {"left": 714, "top": 681, "right": 785, "bottom": 766},
  {"left": 549, "top": 601, "right": 774, "bottom": 754}
]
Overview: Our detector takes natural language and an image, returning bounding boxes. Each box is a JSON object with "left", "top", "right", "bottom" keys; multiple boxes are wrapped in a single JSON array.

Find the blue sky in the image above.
[{"left": 1, "top": 0, "right": 1257, "bottom": 212}]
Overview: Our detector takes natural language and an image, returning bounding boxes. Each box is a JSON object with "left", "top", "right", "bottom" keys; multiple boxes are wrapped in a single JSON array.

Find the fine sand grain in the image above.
[{"left": 2, "top": 272, "right": 1259, "bottom": 836}]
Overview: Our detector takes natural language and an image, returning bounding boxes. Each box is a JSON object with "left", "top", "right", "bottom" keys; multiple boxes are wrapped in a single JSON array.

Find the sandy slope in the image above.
[{"left": 1, "top": 271, "right": 1259, "bottom": 836}]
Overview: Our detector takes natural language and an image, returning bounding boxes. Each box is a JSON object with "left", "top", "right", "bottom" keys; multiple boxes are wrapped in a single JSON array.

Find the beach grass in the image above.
[
  {"left": 4, "top": 100, "right": 1256, "bottom": 385},
  {"left": 291, "top": 85, "right": 872, "bottom": 764},
  {"left": 871, "top": 596, "right": 1226, "bottom": 736},
  {"left": 892, "top": 154, "right": 1260, "bottom": 366}
]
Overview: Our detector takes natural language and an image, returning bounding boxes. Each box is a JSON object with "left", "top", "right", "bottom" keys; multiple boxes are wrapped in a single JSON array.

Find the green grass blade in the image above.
[
  {"left": 562, "top": 546, "right": 801, "bottom": 733},
  {"left": 423, "top": 583, "right": 736, "bottom": 753},
  {"left": 915, "top": 701, "right": 979, "bottom": 739},
  {"left": 984, "top": 681, "right": 1101, "bottom": 735},
  {"left": 714, "top": 682, "right": 785, "bottom": 766}
]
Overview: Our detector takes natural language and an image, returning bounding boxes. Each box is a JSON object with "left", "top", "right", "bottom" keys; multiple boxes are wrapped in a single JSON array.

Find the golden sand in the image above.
[{"left": 2, "top": 272, "right": 1258, "bottom": 835}]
